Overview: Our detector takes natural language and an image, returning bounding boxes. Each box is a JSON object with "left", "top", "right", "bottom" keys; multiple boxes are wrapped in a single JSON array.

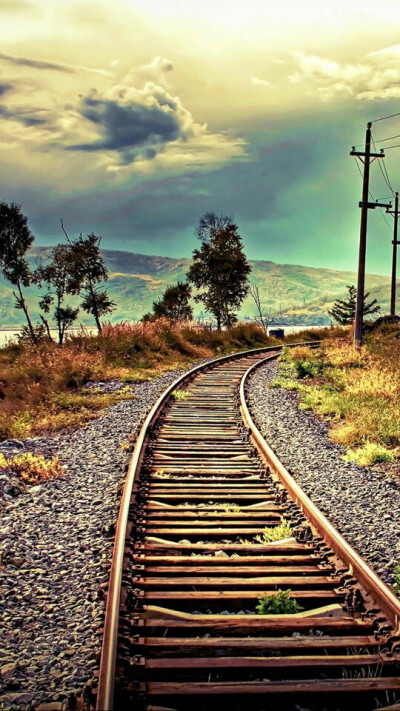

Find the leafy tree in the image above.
[
  {"left": 66, "top": 230, "right": 116, "bottom": 333},
  {"left": 0, "top": 201, "right": 37, "bottom": 343},
  {"left": 35, "top": 244, "right": 81, "bottom": 345},
  {"left": 187, "top": 213, "right": 251, "bottom": 329},
  {"left": 328, "top": 285, "right": 380, "bottom": 325},
  {"left": 151, "top": 281, "right": 193, "bottom": 320}
]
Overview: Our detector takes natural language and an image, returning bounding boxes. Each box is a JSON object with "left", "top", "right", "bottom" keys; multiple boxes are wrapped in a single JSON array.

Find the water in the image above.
[
  {"left": 0, "top": 328, "right": 95, "bottom": 347},
  {"left": 0, "top": 323, "right": 325, "bottom": 347}
]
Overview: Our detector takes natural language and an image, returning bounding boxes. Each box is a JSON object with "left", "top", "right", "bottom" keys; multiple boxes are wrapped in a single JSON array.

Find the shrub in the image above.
[
  {"left": 343, "top": 443, "right": 395, "bottom": 467},
  {"left": 254, "top": 517, "right": 292, "bottom": 543},
  {"left": 256, "top": 590, "right": 304, "bottom": 614},
  {"left": 2, "top": 452, "right": 63, "bottom": 484}
]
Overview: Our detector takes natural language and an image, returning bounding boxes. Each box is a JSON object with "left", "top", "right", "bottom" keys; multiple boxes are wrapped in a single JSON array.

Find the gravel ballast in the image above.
[
  {"left": 0, "top": 366, "right": 198, "bottom": 710},
  {"left": 247, "top": 359, "right": 400, "bottom": 586}
]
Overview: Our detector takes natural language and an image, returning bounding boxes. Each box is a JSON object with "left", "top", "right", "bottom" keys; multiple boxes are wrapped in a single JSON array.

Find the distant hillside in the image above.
[{"left": 0, "top": 247, "right": 394, "bottom": 328}]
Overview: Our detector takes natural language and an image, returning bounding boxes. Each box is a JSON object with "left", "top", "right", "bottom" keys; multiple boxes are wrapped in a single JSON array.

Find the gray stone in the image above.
[{"left": 0, "top": 361, "right": 213, "bottom": 708}]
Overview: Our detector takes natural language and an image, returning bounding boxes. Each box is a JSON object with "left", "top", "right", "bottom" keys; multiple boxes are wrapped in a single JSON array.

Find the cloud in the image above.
[
  {"left": 0, "top": 52, "right": 112, "bottom": 77},
  {"left": 0, "top": 0, "right": 34, "bottom": 11},
  {"left": 252, "top": 77, "right": 271, "bottom": 88},
  {"left": 0, "top": 55, "right": 245, "bottom": 179},
  {"left": 64, "top": 73, "right": 245, "bottom": 171},
  {"left": 130, "top": 56, "right": 174, "bottom": 87},
  {"left": 0, "top": 104, "right": 48, "bottom": 127},
  {"left": 0, "top": 83, "right": 13, "bottom": 96},
  {"left": 72, "top": 82, "right": 194, "bottom": 155},
  {"left": 289, "top": 50, "right": 400, "bottom": 101}
]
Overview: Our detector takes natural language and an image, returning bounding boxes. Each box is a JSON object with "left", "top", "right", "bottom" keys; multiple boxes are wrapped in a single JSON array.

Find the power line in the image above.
[
  {"left": 382, "top": 160, "right": 395, "bottom": 194},
  {"left": 372, "top": 111, "right": 400, "bottom": 123},
  {"left": 382, "top": 143, "right": 400, "bottom": 150},
  {"left": 371, "top": 135, "right": 395, "bottom": 196},
  {"left": 378, "top": 207, "right": 393, "bottom": 231},
  {"left": 353, "top": 157, "right": 392, "bottom": 231},
  {"left": 373, "top": 133, "right": 400, "bottom": 144}
]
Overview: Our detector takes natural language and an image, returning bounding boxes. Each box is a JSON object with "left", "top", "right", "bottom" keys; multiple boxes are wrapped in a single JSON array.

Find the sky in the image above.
[{"left": 2, "top": 1, "right": 400, "bottom": 274}]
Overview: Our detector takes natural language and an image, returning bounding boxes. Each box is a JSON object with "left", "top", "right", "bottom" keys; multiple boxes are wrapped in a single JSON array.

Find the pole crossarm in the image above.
[
  {"left": 359, "top": 201, "right": 392, "bottom": 209},
  {"left": 350, "top": 149, "right": 385, "bottom": 159}
]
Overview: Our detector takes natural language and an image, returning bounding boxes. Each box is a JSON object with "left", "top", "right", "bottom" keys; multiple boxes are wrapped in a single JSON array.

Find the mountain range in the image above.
[{"left": 0, "top": 247, "right": 395, "bottom": 328}]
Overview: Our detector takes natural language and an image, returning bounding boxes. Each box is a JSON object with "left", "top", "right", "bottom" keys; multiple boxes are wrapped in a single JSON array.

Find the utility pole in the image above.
[
  {"left": 350, "top": 123, "right": 388, "bottom": 346},
  {"left": 387, "top": 192, "right": 400, "bottom": 316}
]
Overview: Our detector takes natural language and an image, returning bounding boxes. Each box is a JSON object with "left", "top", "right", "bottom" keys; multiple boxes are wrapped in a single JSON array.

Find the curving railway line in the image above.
[{"left": 96, "top": 344, "right": 400, "bottom": 711}]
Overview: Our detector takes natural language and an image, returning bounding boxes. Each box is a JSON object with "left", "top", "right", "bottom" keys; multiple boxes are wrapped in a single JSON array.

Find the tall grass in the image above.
[
  {"left": 277, "top": 326, "right": 400, "bottom": 464},
  {"left": 0, "top": 320, "right": 281, "bottom": 440}
]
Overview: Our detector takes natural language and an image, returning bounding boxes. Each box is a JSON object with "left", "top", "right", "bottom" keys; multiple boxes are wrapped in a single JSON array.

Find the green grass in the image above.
[
  {"left": 392, "top": 565, "right": 400, "bottom": 597},
  {"left": 343, "top": 443, "right": 395, "bottom": 467},
  {"left": 172, "top": 390, "right": 191, "bottom": 401},
  {"left": 272, "top": 331, "right": 400, "bottom": 461},
  {"left": 254, "top": 518, "right": 292, "bottom": 543},
  {"left": 256, "top": 590, "right": 304, "bottom": 614}
]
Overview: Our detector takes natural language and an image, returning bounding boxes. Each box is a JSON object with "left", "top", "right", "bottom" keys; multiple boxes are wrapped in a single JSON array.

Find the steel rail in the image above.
[
  {"left": 96, "top": 341, "right": 319, "bottom": 711},
  {"left": 240, "top": 356, "right": 400, "bottom": 635}
]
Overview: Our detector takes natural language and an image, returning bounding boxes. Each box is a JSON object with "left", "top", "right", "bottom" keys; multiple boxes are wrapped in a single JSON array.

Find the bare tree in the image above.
[{"left": 249, "top": 284, "right": 273, "bottom": 334}]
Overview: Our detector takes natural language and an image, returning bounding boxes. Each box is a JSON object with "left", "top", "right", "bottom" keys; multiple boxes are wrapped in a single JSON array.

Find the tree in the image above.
[
  {"left": 35, "top": 243, "right": 81, "bottom": 345},
  {"left": 187, "top": 213, "right": 251, "bottom": 329},
  {"left": 67, "top": 230, "right": 116, "bottom": 333},
  {"left": 150, "top": 281, "right": 193, "bottom": 320},
  {"left": 249, "top": 283, "right": 273, "bottom": 335},
  {"left": 328, "top": 285, "right": 380, "bottom": 325},
  {"left": 0, "top": 201, "right": 37, "bottom": 343}
]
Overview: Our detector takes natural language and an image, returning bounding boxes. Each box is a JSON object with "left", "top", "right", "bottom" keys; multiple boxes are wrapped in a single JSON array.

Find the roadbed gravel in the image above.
[
  {"left": 0, "top": 365, "right": 201, "bottom": 711},
  {"left": 247, "top": 359, "right": 400, "bottom": 587}
]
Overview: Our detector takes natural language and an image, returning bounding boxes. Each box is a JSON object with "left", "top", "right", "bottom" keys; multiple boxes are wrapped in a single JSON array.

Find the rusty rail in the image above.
[
  {"left": 240, "top": 355, "right": 400, "bottom": 633},
  {"left": 96, "top": 340, "right": 400, "bottom": 711},
  {"left": 96, "top": 342, "right": 317, "bottom": 710}
]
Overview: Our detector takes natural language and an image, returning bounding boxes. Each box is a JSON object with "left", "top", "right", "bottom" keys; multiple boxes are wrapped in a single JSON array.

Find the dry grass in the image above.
[
  {"left": 0, "top": 320, "right": 336, "bottom": 441},
  {"left": 0, "top": 319, "right": 279, "bottom": 440},
  {"left": 277, "top": 326, "right": 400, "bottom": 464},
  {"left": 0, "top": 452, "right": 63, "bottom": 484}
]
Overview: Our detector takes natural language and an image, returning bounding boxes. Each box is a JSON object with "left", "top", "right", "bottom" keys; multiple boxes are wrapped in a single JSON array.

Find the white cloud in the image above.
[
  {"left": 122, "top": 56, "right": 174, "bottom": 88},
  {"left": 0, "top": 56, "right": 246, "bottom": 177},
  {"left": 252, "top": 77, "right": 271, "bottom": 88},
  {"left": 289, "top": 49, "right": 400, "bottom": 101}
]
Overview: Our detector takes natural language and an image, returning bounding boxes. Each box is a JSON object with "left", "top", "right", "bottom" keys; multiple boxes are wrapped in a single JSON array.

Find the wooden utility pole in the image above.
[
  {"left": 387, "top": 192, "right": 400, "bottom": 316},
  {"left": 350, "top": 123, "right": 387, "bottom": 346}
]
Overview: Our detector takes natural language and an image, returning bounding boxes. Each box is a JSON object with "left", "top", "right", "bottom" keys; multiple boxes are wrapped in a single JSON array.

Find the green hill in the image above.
[{"left": 0, "top": 247, "right": 395, "bottom": 328}]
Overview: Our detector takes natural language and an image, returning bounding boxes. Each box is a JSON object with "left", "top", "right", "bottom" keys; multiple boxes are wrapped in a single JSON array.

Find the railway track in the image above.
[{"left": 96, "top": 344, "right": 400, "bottom": 711}]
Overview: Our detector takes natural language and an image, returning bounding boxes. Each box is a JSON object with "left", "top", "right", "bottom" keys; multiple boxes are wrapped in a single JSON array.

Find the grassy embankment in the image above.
[
  {"left": 273, "top": 325, "right": 400, "bottom": 466},
  {"left": 0, "top": 320, "right": 329, "bottom": 441}
]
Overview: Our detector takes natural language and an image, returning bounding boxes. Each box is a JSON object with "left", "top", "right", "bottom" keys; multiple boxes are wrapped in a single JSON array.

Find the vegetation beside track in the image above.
[
  {"left": 273, "top": 325, "right": 400, "bottom": 466},
  {"left": 0, "top": 320, "right": 330, "bottom": 440}
]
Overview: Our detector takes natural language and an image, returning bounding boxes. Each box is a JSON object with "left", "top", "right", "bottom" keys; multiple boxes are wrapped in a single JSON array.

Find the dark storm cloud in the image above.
[
  {"left": 69, "top": 84, "right": 194, "bottom": 161},
  {"left": 0, "top": 104, "right": 47, "bottom": 126},
  {"left": 7, "top": 133, "right": 311, "bottom": 248},
  {"left": 0, "top": 83, "right": 13, "bottom": 96},
  {"left": 0, "top": 52, "right": 76, "bottom": 74}
]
